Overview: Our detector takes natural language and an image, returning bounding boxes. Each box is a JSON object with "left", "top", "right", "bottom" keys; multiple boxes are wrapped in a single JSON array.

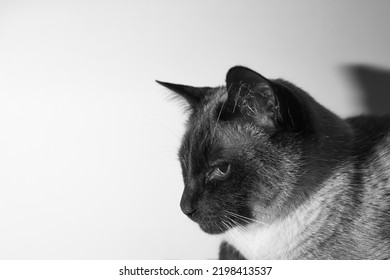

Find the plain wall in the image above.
[{"left": 0, "top": 0, "right": 390, "bottom": 259}]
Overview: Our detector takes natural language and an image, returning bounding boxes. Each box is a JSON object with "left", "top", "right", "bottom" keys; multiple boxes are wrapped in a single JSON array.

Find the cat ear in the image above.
[
  {"left": 156, "top": 80, "right": 210, "bottom": 109},
  {"left": 223, "top": 66, "right": 281, "bottom": 128}
]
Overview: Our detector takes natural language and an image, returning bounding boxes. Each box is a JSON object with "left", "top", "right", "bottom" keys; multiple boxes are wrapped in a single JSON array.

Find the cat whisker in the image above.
[
  {"left": 224, "top": 214, "right": 273, "bottom": 260},
  {"left": 224, "top": 215, "right": 245, "bottom": 231},
  {"left": 217, "top": 222, "right": 225, "bottom": 233},
  {"left": 221, "top": 220, "right": 231, "bottom": 232},
  {"left": 223, "top": 211, "right": 251, "bottom": 225},
  {"left": 223, "top": 215, "right": 258, "bottom": 258},
  {"left": 223, "top": 210, "right": 269, "bottom": 226}
]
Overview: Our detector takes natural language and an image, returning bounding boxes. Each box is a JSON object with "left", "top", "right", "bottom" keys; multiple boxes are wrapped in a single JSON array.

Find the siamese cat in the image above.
[{"left": 157, "top": 66, "right": 390, "bottom": 259}]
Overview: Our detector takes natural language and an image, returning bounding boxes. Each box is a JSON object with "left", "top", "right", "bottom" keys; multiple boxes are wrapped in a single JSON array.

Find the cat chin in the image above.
[{"left": 198, "top": 222, "right": 230, "bottom": 235}]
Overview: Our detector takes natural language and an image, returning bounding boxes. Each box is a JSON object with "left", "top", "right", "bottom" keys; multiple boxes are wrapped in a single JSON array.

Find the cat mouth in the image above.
[
  {"left": 185, "top": 208, "right": 257, "bottom": 234},
  {"left": 186, "top": 212, "right": 229, "bottom": 234},
  {"left": 194, "top": 216, "right": 247, "bottom": 235}
]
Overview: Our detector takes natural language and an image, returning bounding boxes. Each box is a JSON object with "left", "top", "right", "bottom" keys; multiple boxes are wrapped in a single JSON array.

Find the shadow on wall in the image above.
[{"left": 345, "top": 65, "right": 390, "bottom": 116}]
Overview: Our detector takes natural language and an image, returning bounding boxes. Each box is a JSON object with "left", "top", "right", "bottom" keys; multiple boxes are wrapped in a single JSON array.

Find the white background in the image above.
[{"left": 0, "top": 0, "right": 390, "bottom": 259}]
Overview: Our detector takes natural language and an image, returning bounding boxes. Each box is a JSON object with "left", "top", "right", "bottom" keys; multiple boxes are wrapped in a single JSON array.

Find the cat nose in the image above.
[
  {"left": 180, "top": 190, "right": 199, "bottom": 217},
  {"left": 181, "top": 207, "right": 198, "bottom": 217},
  {"left": 180, "top": 194, "right": 198, "bottom": 216}
]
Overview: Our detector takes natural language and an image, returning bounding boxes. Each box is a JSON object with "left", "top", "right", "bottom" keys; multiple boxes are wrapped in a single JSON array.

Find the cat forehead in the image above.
[
  {"left": 182, "top": 86, "right": 227, "bottom": 144},
  {"left": 181, "top": 100, "right": 267, "bottom": 160},
  {"left": 200, "top": 86, "right": 227, "bottom": 114},
  {"left": 185, "top": 85, "right": 266, "bottom": 135},
  {"left": 179, "top": 122, "right": 267, "bottom": 168}
]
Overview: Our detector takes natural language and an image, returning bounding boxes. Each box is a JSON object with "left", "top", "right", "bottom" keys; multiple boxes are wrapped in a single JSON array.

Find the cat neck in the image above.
[
  {"left": 275, "top": 80, "right": 355, "bottom": 209},
  {"left": 222, "top": 164, "right": 351, "bottom": 259}
]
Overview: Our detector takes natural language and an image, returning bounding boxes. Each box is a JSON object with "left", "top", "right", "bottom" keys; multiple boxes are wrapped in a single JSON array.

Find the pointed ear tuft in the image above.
[
  {"left": 156, "top": 80, "right": 209, "bottom": 109},
  {"left": 223, "top": 66, "right": 280, "bottom": 128}
]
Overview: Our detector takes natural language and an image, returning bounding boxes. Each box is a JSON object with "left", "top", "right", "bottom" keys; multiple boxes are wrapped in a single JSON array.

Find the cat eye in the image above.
[{"left": 209, "top": 162, "right": 231, "bottom": 180}]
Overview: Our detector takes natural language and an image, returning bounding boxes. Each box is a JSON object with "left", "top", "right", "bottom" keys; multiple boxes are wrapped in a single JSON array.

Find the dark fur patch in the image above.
[{"left": 219, "top": 241, "right": 246, "bottom": 260}]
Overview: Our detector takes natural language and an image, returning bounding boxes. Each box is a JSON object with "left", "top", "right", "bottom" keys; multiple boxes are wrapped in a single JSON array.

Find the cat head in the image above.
[{"left": 157, "top": 66, "right": 350, "bottom": 234}]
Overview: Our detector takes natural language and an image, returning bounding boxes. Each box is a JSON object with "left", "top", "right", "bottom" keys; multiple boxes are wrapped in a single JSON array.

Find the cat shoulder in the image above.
[{"left": 346, "top": 115, "right": 390, "bottom": 161}]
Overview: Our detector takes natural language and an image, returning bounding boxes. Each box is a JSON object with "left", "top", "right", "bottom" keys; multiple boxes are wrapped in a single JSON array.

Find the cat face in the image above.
[{"left": 158, "top": 67, "right": 310, "bottom": 234}]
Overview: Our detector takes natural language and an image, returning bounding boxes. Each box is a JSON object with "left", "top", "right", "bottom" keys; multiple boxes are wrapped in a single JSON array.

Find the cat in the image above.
[{"left": 157, "top": 66, "right": 390, "bottom": 260}]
